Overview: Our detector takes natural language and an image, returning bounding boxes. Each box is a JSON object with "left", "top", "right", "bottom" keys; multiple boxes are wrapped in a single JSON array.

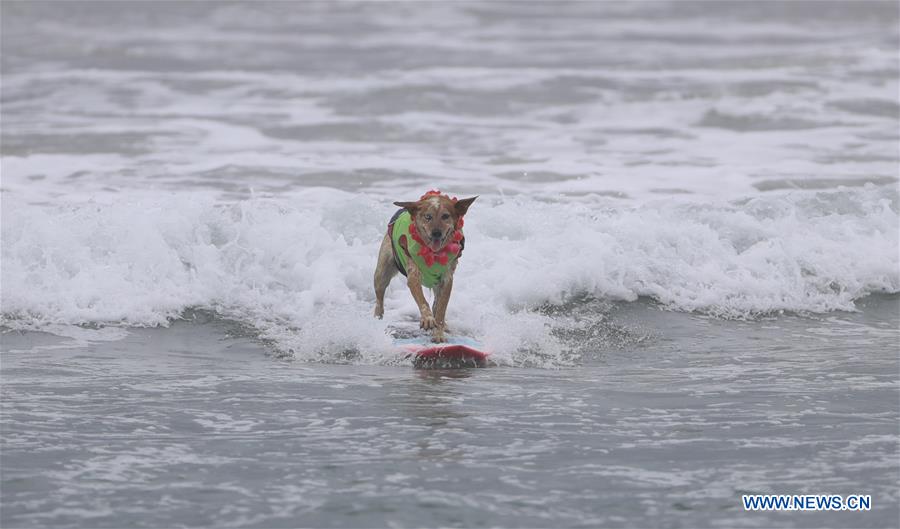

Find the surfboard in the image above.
[{"left": 393, "top": 335, "right": 490, "bottom": 368}]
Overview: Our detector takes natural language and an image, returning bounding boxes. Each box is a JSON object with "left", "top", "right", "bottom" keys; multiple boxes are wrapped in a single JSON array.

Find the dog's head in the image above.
[{"left": 394, "top": 192, "right": 477, "bottom": 252}]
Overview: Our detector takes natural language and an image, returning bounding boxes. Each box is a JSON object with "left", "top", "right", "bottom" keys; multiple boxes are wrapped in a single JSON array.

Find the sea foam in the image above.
[{"left": 2, "top": 185, "right": 897, "bottom": 364}]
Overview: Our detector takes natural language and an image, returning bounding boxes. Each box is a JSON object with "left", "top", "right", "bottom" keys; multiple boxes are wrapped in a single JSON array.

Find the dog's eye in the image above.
[
  {"left": 441, "top": 213, "right": 450, "bottom": 220},
  {"left": 424, "top": 214, "right": 432, "bottom": 221}
]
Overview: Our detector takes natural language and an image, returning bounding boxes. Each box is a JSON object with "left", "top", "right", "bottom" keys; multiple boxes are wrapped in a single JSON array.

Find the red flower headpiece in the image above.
[
  {"left": 409, "top": 189, "right": 464, "bottom": 267},
  {"left": 419, "top": 189, "right": 458, "bottom": 202}
]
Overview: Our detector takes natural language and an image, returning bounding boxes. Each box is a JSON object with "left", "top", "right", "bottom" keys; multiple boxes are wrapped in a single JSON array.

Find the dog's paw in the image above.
[
  {"left": 420, "top": 314, "right": 437, "bottom": 330},
  {"left": 431, "top": 328, "right": 446, "bottom": 343},
  {"left": 373, "top": 304, "right": 384, "bottom": 319}
]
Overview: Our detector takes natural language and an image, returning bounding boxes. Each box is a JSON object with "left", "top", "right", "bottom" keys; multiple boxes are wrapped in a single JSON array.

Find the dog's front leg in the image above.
[
  {"left": 406, "top": 265, "right": 436, "bottom": 331},
  {"left": 431, "top": 273, "right": 453, "bottom": 343}
]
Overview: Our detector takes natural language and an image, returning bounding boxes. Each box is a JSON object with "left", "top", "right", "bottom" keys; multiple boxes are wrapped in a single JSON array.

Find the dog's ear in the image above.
[
  {"left": 454, "top": 196, "right": 477, "bottom": 217},
  {"left": 393, "top": 200, "right": 420, "bottom": 214}
]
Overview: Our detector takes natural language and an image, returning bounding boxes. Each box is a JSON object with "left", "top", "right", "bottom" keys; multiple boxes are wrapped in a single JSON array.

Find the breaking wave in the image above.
[{"left": 2, "top": 185, "right": 897, "bottom": 364}]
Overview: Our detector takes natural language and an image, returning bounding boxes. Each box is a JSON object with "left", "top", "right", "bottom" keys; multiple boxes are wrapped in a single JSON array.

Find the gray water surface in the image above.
[{"left": 3, "top": 298, "right": 898, "bottom": 528}]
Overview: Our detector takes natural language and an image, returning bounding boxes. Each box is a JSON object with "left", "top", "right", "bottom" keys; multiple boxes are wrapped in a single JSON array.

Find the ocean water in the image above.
[{"left": 1, "top": 1, "right": 898, "bottom": 527}]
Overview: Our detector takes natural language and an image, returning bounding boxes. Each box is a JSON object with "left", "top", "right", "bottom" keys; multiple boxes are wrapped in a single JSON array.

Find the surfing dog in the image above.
[{"left": 373, "top": 190, "right": 477, "bottom": 343}]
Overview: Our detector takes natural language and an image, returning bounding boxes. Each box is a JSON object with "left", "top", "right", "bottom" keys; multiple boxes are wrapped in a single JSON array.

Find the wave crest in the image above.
[{"left": 2, "top": 186, "right": 897, "bottom": 362}]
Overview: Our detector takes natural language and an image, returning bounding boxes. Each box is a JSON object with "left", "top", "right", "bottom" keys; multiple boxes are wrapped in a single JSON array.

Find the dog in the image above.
[{"left": 373, "top": 190, "right": 477, "bottom": 343}]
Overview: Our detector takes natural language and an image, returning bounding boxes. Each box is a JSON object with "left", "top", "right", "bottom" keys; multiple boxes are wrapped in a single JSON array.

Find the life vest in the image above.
[{"left": 389, "top": 209, "right": 463, "bottom": 288}]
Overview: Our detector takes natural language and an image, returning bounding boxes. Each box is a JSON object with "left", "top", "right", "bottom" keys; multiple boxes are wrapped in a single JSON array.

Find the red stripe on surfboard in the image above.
[
  {"left": 413, "top": 344, "right": 488, "bottom": 360},
  {"left": 400, "top": 344, "right": 490, "bottom": 367}
]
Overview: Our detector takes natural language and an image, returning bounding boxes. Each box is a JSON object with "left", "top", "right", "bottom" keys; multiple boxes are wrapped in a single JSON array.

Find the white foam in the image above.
[{"left": 2, "top": 186, "right": 896, "bottom": 365}]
